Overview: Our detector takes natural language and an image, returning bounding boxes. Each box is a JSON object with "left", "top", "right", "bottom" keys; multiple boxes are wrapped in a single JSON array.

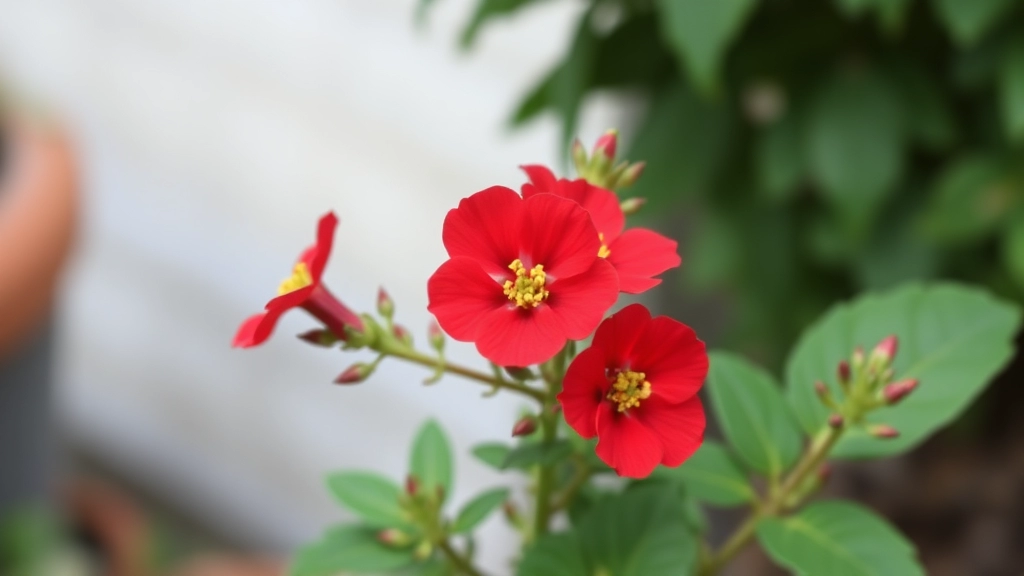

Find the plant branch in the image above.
[
  {"left": 438, "top": 539, "right": 485, "bottom": 576},
  {"left": 552, "top": 456, "right": 592, "bottom": 512},
  {"left": 388, "top": 347, "right": 547, "bottom": 402},
  {"left": 532, "top": 409, "right": 558, "bottom": 538},
  {"left": 699, "top": 425, "right": 844, "bottom": 576}
]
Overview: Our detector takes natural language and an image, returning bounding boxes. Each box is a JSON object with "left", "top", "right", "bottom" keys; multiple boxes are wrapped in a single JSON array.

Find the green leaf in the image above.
[
  {"left": 470, "top": 442, "right": 511, "bottom": 470},
  {"left": 921, "top": 154, "right": 1019, "bottom": 245},
  {"left": 326, "top": 472, "right": 408, "bottom": 529},
  {"left": 291, "top": 525, "right": 414, "bottom": 575},
  {"left": 627, "top": 82, "right": 734, "bottom": 210},
  {"left": 786, "top": 283, "right": 1021, "bottom": 459},
  {"left": 577, "top": 484, "right": 697, "bottom": 576},
  {"left": 756, "top": 111, "right": 804, "bottom": 201},
  {"left": 656, "top": 0, "right": 758, "bottom": 94},
  {"left": 932, "top": 0, "right": 1015, "bottom": 47},
  {"left": 510, "top": 66, "right": 557, "bottom": 127},
  {"left": 460, "top": 0, "right": 548, "bottom": 49},
  {"left": 410, "top": 420, "right": 453, "bottom": 501},
  {"left": 1001, "top": 214, "right": 1024, "bottom": 290},
  {"left": 882, "top": 58, "right": 957, "bottom": 151},
  {"left": 517, "top": 532, "right": 588, "bottom": 576},
  {"left": 501, "top": 440, "right": 572, "bottom": 469},
  {"left": 451, "top": 488, "right": 509, "bottom": 534},
  {"left": 999, "top": 36, "right": 1024, "bottom": 142},
  {"left": 653, "top": 440, "right": 754, "bottom": 506},
  {"left": 553, "top": 10, "right": 599, "bottom": 147},
  {"left": 707, "top": 352, "right": 804, "bottom": 477},
  {"left": 757, "top": 501, "right": 924, "bottom": 576},
  {"left": 805, "top": 71, "right": 906, "bottom": 224}
]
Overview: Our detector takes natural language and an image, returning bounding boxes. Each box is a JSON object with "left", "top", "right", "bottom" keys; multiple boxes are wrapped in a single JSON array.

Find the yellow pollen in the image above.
[
  {"left": 598, "top": 233, "right": 611, "bottom": 259},
  {"left": 607, "top": 370, "right": 652, "bottom": 413},
  {"left": 502, "top": 259, "right": 550, "bottom": 308},
  {"left": 277, "top": 262, "right": 313, "bottom": 295}
]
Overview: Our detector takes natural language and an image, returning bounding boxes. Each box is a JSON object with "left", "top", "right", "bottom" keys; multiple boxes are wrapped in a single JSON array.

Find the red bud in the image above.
[
  {"left": 594, "top": 129, "right": 618, "bottom": 159},
  {"left": 297, "top": 329, "right": 339, "bottom": 347},
  {"left": 377, "top": 528, "right": 411, "bottom": 547},
  {"left": 828, "top": 414, "right": 844, "bottom": 429},
  {"left": 883, "top": 379, "right": 918, "bottom": 405},
  {"left": 817, "top": 463, "right": 832, "bottom": 483},
  {"left": 392, "top": 324, "right": 413, "bottom": 346},
  {"left": 405, "top": 475, "right": 418, "bottom": 496},
  {"left": 814, "top": 381, "right": 828, "bottom": 397},
  {"left": 873, "top": 335, "right": 898, "bottom": 363},
  {"left": 615, "top": 162, "right": 646, "bottom": 189},
  {"left": 335, "top": 363, "right": 371, "bottom": 384},
  {"left": 377, "top": 287, "right": 394, "bottom": 318},
  {"left": 428, "top": 320, "right": 445, "bottom": 351},
  {"left": 852, "top": 346, "right": 865, "bottom": 370},
  {"left": 837, "top": 360, "right": 851, "bottom": 386},
  {"left": 511, "top": 416, "right": 537, "bottom": 437},
  {"left": 869, "top": 424, "right": 899, "bottom": 439}
]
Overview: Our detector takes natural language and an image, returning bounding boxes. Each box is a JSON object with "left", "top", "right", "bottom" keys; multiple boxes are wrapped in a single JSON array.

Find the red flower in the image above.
[
  {"left": 233, "top": 212, "right": 364, "bottom": 348},
  {"left": 427, "top": 187, "right": 618, "bottom": 367},
  {"left": 521, "top": 165, "right": 681, "bottom": 294},
  {"left": 557, "top": 303, "right": 707, "bottom": 478}
]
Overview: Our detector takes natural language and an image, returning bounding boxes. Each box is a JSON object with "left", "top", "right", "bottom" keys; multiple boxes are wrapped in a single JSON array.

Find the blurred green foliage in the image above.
[{"left": 424, "top": 0, "right": 1024, "bottom": 365}]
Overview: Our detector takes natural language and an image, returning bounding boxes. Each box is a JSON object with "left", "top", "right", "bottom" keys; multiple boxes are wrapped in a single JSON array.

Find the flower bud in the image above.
[
  {"left": 828, "top": 414, "right": 844, "bottom": 429},
  {"left": 571, "top": 138, "right": 587, "bottom": 174},
  {"left": 837, "top": 360, "right": 851, "bottom": 387},
  {"left": 619, "top": 196, "right": 647, "bottom": 216},
  {"left": 851, "top": 346, "right": 865, "bottom": 371},
  {"left": 593, "top": 129, "right": 618, "bottom": 161},
  {"left": 377, "top": 528, "right": 412, "bottom": 547},
  {"left": 503, "top": 500, "right": 521, "bottom": 524},
  {"left": 870, "top": 335, "right": 898, "bottom": 367},
  {"left": 405, "top": 475, "right": 419, "bottom": 496},
  {"left": 882, "top": 379, "right": 918, "bottom": 405},
  {"left": 297, "top": 329, "right": 339, "bottom": 347},
  {"left": 869, "top": 424, "right": 899, "bottom": 439},
  {"left": 613, "top": 161, "right": 645, "bottom": 189},
  {"left": 413, "top": 541, "right": 433, "bottom": 561},
  {"left": 377, "top": 287, "right": 394, "bottom": 319},
  {"left": 335, "top": 362, "right": 373, "bottom": 384},
  {"left": 814, "top": 380, "right": 828, "bottom": 397},
  {"left": 392, "top": 324, "right": 413, "bottom": 347},
  {"left": 504, "top": 366, "right": 536, "bottom": 381},
  {"left": 428, "top": 320, "right": 445, "bottom": 352},
  {"left": 817, "top": 463, "right": 832, "bottom": 483},
  {"left": 511, "top": 415, "right": 538, "bottom": 437}
]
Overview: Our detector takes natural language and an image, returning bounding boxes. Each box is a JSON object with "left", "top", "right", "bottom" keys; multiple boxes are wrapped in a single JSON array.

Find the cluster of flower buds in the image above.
[
  {"left": 571, "top": 129, "right": 646, "bottom": 194},
  {"left": 376, "top": 475, "right": 448, "bottom": 560},
  {"left": 815, "top": 335, "right": 920, "bottom": 440}
]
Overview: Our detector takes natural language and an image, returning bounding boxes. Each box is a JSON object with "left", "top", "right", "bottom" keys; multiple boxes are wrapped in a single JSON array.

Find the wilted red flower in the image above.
[
  {"left": 521, "top": 165, "right": 680, "bottom": 294},
  {"left": 558, "top": 303, "right": 707, "bottom": 478},
  {"left": 427, "top": 187, "right": 618, "bottom": 367},
  {"left": 233, "top": 212, "right": 364, "bottom": 348}
]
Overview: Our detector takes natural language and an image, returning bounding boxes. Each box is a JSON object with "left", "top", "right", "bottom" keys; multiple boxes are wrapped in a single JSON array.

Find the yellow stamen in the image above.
[
  {"left": 277, "top": 262, "right": 313, "bottom": 295},
  {"left": 598, "top": 233, "right": 611, "bottom": 259},
  {"left": 607, "top": 370, "right": 652, "bottom": 413},
  {"left": 502, "top": 259, "right": 549, "bottom": 308}
]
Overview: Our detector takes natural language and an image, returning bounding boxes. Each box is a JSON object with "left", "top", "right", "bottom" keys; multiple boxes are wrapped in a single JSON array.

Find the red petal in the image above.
[
  {"left": 520, "top": 193, "right": 601, "bottom": 280},
  {"left": 547, "top": 259, "right": 619, "bottom": 340},
  {"left": 263, "top": 285, "right": 314, "bottom": 312},
  {"left": 606, "top": 228, "right": 681, "bottom": 294},
  {"left": 474, "top": 304, "right": 567, "bottom": 367},
  {"left": 590, "top": 303, "right": 651, "bottom": 368},
  {"left": 635, "top": 395, "right": 705, "bottom": 468},
  {"left": 443, "top": 187, "right": 523, "bottom": 277},
  {"left": 558, "top": 347, "right": 609, "bottom": 438},
  {"left": 520, "top": 165, "right": 557, "bottom": 197},
  {"left": 572, "top": 183, "right": 624, "bottom": 245},
  {"left": 232, "top": 306, "right": 289, "bottom": 348},
  {"left": 309, "top": 212, "right": 338, "bottom": 281},
  {"left": 427, "top": 257, "right": 504, "bottom": 342},
  {"left": 594, "top": 403, "right": 664, "bottom": 478},
  {"left": 631, "top": 317, "right": 708, "bottom": 404}
]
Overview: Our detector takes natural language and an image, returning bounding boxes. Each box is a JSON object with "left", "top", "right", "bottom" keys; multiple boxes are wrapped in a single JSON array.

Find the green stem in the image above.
[
  {"left": 389, "top": 347, "right": 547, "bottom": 402},
  {"left": 699, "top": 425, "right": 844, "bottom": 576},
  {"left": 532, "top": 409, "right": 558, "bottom": 538},
  {"left": 438, "top": 539, "right": 485, "bottom": 576}
]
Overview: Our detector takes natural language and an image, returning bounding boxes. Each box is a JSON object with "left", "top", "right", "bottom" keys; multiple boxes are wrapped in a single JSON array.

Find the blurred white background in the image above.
[{"left": 0, "top": 0, "right": 621, "bottom": 570}]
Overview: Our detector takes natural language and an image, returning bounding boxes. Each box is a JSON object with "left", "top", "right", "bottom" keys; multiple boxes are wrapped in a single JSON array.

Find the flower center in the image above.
[
  {"left": 607, "top": 370, "right": 652, "bottom": 413},
  {"left": 502, "top": 259, "right": 549, "bottom": 308},
  {"left": 278, "top": 262, "right": 313, "bottom": 295},
  {"left": 598, "top": 233, "right": 611, "bottom": 259}
]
